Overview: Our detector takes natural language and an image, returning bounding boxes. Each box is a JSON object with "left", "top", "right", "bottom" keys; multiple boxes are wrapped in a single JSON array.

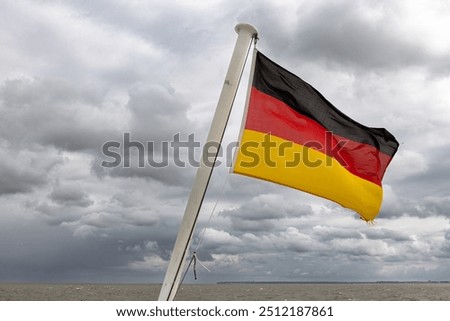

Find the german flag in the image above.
[{"left": 233, "top": 51, "right": 399, "bottom": 221}]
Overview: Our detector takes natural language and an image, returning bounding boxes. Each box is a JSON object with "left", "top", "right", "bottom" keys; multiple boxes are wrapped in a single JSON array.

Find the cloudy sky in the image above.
[{"left": 1, "top": 0, "right": 450, "bottom": 285}]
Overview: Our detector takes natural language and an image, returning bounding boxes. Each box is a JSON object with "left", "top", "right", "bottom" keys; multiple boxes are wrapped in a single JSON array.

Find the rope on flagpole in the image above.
[
  {"left": 194, "top": 172, "right": 230, "bottom": 253},
  {"left": 179, "top": 172, "right": 230, "bottom": 282}
]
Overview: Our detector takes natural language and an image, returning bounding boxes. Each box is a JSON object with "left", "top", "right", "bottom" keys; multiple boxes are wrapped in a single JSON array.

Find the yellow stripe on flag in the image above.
[{"left": 233, "top": 129, "right": 383, "bottom": 221}]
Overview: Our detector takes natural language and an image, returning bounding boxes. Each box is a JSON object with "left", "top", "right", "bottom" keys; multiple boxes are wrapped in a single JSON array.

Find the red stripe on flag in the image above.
[{"left": 244, "top": 87, "right": 393, "bottom": 186}]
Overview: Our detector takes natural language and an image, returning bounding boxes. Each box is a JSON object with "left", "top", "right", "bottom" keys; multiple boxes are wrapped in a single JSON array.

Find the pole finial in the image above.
[{"left": 235, "top": 23, "right": 258, "bottom": 39}]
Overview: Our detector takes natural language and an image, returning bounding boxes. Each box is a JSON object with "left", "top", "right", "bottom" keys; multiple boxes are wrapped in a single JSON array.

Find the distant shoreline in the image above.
[{"left": 217, "top": 280, "right": 450, "bottom": 284}]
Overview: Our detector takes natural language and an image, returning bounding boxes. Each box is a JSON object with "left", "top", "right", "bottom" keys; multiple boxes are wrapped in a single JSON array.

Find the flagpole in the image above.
[{"left": 158, "top": 23, "right": 258, "bottom": 301}]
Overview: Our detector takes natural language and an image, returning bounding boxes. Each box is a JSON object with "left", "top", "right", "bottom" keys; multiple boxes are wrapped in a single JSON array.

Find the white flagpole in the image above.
[{"left": 158, "top": 23, "right": 258, "bottom": 301}]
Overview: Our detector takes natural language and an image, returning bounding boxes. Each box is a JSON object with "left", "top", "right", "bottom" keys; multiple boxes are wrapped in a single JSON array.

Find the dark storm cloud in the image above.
[
  {"left": 0, "top": 212, "right": 169, "bottom": 282},
  {"left": 400, "top": 152, "right": 450, "bottom": 200},
  {"left": 435, "top": 230, "right": 450, "bottom": 259},
  {"left": 49, "top": 183, "right": 93, "bottom": 208},
  {"left": 218, "top": 193, "right": 313, "bottom": 233},
  {"left": 127, "top": 83, "right": 194, "bottom": 141},
  {"left": 64, "top": 0, "right": 238, "bottom": 55},
  {"left": 0, "top": 75, "right": 195, "bottom": 187},
  {"left": 247, "top": 0, "right": 450, "bottom": 75},
  {"left": 222, "top": 196, "right": 303, "bottom": 221},
  {"left": 313, "top": 226, "right": 363, "bottom": 242},
  {"left": 292, "top": 2, "right": 427, "bottom": 70},
  {"left": 0, "top": 160, "right": 47, "bottom": 195},
  {"left": 380, "top": 146, "right": 450, "bottom": 220},
  {"left": 33, "top": 201, "right": 89, "bottom": 227},
  {"left": 0, "top": 143, "right": 62, "bottom": 195},
  {"left": 32, "top": 180, "right": 174, "bottom": 231},
  {"left": 363, "top": 228, "right": 411, "bottom": 242},
  {"left": 100, "top": 165, "right": 194, "bottom": 187},
  {"left": 91, "top": 83, "right": 196, "bottom": 186},
  {"left": 0, "top": 77, "right": 116, "bottom": 151}
]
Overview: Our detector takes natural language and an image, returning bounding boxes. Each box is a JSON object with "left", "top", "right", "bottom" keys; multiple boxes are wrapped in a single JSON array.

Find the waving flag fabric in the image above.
[{"left": 233, "top": 51, "right": 399, "bottom": 221}]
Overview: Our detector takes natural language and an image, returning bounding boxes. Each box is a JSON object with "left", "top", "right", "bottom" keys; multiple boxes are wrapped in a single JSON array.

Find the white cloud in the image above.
[{"left": 388, "top": 150, "right": 428, "bottom": 180}]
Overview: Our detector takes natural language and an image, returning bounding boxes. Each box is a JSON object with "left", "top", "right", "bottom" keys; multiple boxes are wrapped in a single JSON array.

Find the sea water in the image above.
[{"left": 1, "top": 283, "right": 450, "bottom": 301}]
